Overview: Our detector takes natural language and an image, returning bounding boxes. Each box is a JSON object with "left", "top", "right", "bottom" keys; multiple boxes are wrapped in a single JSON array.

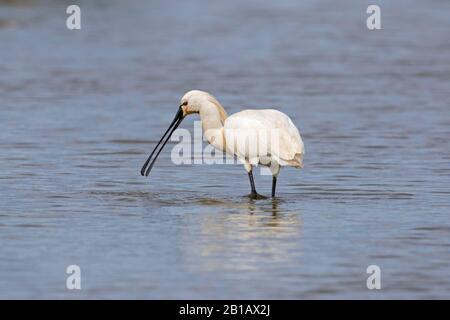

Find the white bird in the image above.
[{"left": 141, "top": 90, "right": 305, "bottom": 199}]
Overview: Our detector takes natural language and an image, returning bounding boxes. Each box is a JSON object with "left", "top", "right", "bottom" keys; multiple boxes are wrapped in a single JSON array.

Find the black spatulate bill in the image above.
[{"left": 141, "top": 107, "right": 184, "bottom": 176}]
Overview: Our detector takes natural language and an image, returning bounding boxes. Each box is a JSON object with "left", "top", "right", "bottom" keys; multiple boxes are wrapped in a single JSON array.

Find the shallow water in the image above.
[{"left": 1, "top": 0, "right": 450, "bottom": 299}]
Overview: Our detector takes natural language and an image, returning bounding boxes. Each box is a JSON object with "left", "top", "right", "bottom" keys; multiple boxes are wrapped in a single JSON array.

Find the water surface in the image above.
[{"left": 1, "top": 0, "right": 450, "bottom": 299}]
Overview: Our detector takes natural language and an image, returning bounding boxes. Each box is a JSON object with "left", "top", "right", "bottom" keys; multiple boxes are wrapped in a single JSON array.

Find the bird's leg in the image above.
[
  {"left": 270, "top": 162, "right": 280, "bottom": 198},
  {"left": 243, "top": 162, "right": 266, "bottom": 199},
  {"left": 272, "top": 176, "right": 277, "bottom": 197},
  {"left": 247, "top": 169, "right": 267, "bottom": 199},
  {"left": 247, "top": 170, "right": 257, "bottom": 196}
]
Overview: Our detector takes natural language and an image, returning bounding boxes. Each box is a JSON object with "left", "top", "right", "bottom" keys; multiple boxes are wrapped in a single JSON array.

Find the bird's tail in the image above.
[{"left": 284, "top": 153, "right": 304, "bottom": 168}]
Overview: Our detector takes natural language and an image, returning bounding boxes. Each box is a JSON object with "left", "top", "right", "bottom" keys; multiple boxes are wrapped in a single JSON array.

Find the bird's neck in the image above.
[{"left": 199, "top": 100, "right": 228, "bottom": 152}]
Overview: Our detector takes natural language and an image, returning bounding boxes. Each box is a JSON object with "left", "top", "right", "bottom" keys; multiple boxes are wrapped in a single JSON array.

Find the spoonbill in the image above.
[{"left": 141, "top": 90, "right": 304, "bottom": 199}]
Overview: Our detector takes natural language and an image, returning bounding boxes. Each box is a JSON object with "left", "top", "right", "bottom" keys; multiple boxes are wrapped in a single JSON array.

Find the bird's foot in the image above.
[{"left": 247, "top": 192, "right": 268, "bottom": 200}]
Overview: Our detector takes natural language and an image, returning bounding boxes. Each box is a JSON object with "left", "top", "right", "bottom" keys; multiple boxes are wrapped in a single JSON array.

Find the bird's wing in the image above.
[{"left": 224, "top": 109, "right": 304, "bottom": 165}]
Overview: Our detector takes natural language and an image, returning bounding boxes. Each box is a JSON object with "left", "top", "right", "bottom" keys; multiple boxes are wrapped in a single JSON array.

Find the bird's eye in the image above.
[{"left": 182, "top": 101, "right": 188, "bottom": 106}]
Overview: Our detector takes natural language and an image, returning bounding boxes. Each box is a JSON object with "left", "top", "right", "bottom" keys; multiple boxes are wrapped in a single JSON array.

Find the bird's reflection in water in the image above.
[
  {"left": 180, "top": 197, "right": 303, "bottom": 273},
  {"left": 247, "top": 197, "right": 281, "bottom": 216}
]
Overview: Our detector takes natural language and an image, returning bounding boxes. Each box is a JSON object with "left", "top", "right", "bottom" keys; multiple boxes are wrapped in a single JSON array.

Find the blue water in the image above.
[{"left": 0, "top": 0, "right": 449, "bottom": 299}]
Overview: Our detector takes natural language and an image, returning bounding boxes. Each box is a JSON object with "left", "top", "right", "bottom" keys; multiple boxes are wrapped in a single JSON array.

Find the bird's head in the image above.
[
  {"left": 179, "top": 90, "right": 211, "bottom": 117},
  {"left": 140, "top": 90, "right": 214, "bottom": 177}
]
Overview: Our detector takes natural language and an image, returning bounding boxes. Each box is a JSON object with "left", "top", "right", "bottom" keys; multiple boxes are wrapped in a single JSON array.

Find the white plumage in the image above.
[
  {"left": 224, "top": 109, "right": 304, "bottom": 169},
  {"left": 141, "top": 90, "right": 305, "bottom": 199}
]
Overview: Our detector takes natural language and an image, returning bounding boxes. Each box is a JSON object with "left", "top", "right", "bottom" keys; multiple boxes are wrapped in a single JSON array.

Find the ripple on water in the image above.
[{"left": 1, "top": 0, "right": 450, "bottom": 299}]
